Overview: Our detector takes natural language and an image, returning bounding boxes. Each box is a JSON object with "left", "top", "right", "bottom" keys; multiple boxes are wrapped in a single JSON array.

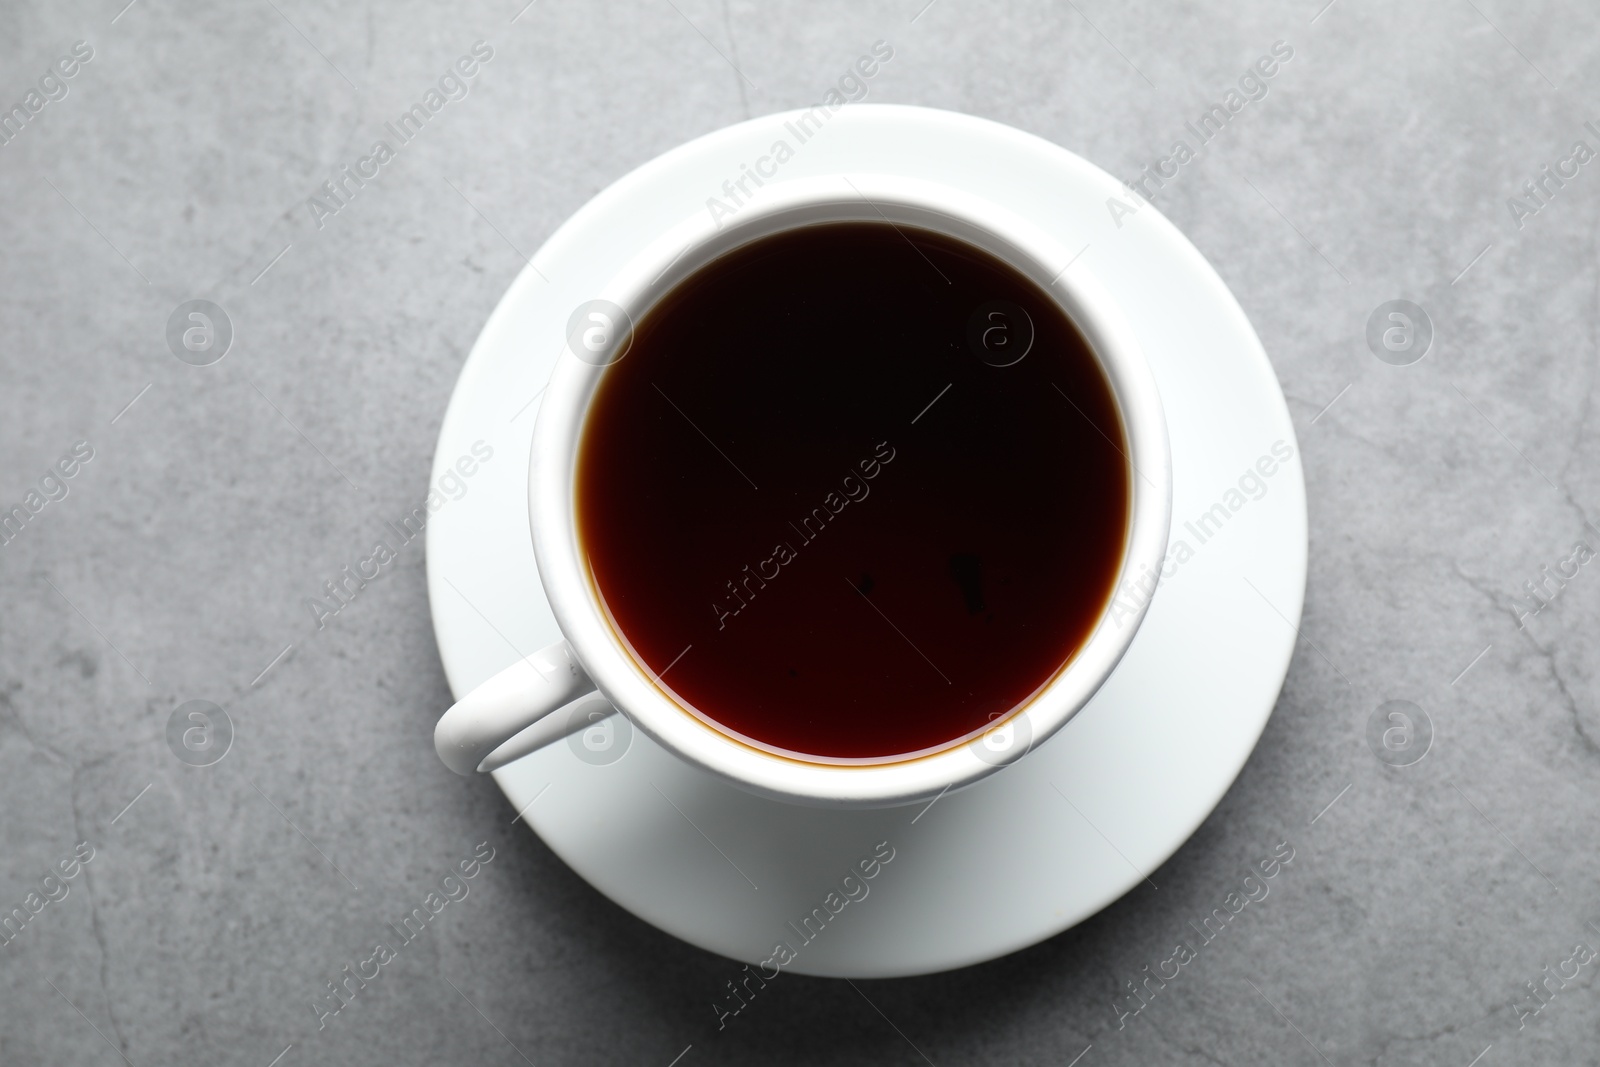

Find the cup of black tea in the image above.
[{"left": 436, "top": 175, "right": 1172, "bottom": 807}]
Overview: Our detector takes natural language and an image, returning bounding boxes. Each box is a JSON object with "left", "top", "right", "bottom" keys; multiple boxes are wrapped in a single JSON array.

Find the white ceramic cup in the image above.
[{"left": 434, "top": 174, "right": 1172, "bottom": 808}]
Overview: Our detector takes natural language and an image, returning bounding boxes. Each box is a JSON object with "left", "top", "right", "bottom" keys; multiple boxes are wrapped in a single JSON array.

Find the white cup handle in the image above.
[{"left": 434, "top": 640, "right": 612, "bottom": 775}]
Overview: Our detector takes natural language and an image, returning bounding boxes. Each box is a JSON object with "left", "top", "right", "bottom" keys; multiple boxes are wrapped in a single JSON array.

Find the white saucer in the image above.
[{"left": 426, "top": 104, "right": 1306, "bottom": 978}]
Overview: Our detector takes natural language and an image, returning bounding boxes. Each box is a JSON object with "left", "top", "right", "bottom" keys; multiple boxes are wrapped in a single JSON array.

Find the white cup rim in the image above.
[{"left": 530, "top": 173, "right": 1172, "bottom": 808}]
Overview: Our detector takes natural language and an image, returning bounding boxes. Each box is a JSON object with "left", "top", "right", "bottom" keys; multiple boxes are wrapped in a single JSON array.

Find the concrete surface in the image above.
[{"left": 2, "top": 0, "right": 1599, "bottom": 1064}]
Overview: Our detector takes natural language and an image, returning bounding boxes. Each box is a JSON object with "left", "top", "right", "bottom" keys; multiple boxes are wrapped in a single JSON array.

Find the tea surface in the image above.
[{"left": 577, "top": 221, "right": 1128, "bottom": 760}]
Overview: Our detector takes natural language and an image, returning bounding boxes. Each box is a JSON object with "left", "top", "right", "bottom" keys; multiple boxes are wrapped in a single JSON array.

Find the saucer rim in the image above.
[{"left": 427, "top": 102, "right": 1307, "bottom": 977}]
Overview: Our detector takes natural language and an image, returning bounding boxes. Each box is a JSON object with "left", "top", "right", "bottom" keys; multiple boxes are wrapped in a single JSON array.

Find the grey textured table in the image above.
[{"left": 4, "top": 1, "right": 1599, "bottom": 1064}]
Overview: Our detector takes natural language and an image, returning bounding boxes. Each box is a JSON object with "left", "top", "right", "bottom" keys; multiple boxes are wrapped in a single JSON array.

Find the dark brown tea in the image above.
[{"left": 576, "top": 221, "right": 1128, "bottom": 761}]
